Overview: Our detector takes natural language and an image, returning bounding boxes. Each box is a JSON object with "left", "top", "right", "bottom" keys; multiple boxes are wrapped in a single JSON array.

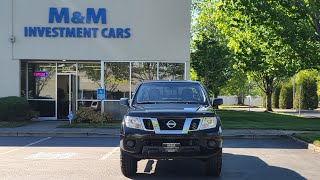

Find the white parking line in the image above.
[
  {"left": 24, "top": 152, "right": 77, "bottom": 160},
  {"left": 100, "top": 146, "right": 120, "bottom": 160},
  {"left": 0, "top": 137, "right": 52, "bottom": 156}
]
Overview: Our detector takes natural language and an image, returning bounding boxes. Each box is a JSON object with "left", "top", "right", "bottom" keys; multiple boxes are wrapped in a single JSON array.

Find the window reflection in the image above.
[
  {"left": 159, "top": 63, "right": 185, "bottom": 80},
  {"left": 29, "top": 100, "right": 56, "bottom": 117},
  {"left": 78, "top": 63, "right": 101, "bottom": 100},
  {"left": 105, "top": 62, "right": 130, "bottom": 100},
  {"left": 104, "top": 101, "right": 128, "bottom": 120},
  {"left": 131, "top": 62, "right": 157, "bottom": 89},
  {"left": 28, "top": 63, "right": 56, "bottom": 99},
  {"left": 57, "top": 63, "right": 76, "bottom": 73},
  {"left": 78, "top": 101, "right": 101, "bottom": 111}
]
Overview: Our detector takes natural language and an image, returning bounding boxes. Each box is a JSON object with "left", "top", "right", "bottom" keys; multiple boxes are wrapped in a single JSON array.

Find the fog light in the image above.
[
  {"left": 190, "top": 122, "right": 198, "bottom": 130},
  {"left": 126, "top": 140, "right": 136, "bottom": 148},
  {"left": 207, "top": 140, "right": 216, "bottom": 148}
]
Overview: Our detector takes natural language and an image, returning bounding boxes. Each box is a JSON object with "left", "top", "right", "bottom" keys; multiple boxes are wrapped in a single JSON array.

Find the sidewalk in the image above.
[
  {"left": 0, "top": 121, "right": 317, "bottom": 138},
  {"left": 224, "top": 107, "right": 320, "bottom": 118},
  {"left": 0, "top": 121, "right": 119, "bottom": 137}
]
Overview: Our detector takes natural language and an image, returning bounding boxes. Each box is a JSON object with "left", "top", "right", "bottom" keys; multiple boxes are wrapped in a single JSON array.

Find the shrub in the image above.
[
  {"left": 294, "top": 70, "right": 319, "bottom": 110},
  {"left": 72, "top": 108, "right": 116, "bottom": 124},
  {"left": 0, "top": 96, "right": 35, "bottom": 121},
  {"left": 103, "top": 111, "right": 117, "bottom": 123},
  {"left": 294, "top": 78, "right": 318, "bottom": 110},
  {"left": 279, "top": 83, "right": 293, "bottom": 109},
  {"left": 272, "top": 86, "right": 281, "bottom": 108}
]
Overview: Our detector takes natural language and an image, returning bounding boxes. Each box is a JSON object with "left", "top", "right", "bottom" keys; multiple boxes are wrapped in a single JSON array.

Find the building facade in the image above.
[{"left": 0, "top": 0, "right": 191, "bottom": 120}]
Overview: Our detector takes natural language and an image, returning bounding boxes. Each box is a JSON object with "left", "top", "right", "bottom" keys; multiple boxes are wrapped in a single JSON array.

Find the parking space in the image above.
[{"left": 0, "top": 137, "right": 319, "bottom": 180}]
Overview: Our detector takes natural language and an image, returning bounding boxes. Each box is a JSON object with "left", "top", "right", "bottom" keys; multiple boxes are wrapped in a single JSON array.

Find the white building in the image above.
[{"left": 0, "top": 0, "right": 191, "bottom": 120}]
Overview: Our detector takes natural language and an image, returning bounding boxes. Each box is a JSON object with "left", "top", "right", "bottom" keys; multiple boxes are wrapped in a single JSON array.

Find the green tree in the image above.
[
  {"left": 220, "top": 71, "right": 248, "bottom": 104},
  {"left": 190, "top": 68, "right": 199, "bottom": 81},
  {"left": 191, "top": 33, "right": 232, "bottom": 97},
  {"left": 213, "top": 0, "right": 319, "bottom": 111}
]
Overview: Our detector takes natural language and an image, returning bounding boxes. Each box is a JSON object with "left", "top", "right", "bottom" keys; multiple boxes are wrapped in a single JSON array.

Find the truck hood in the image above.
[{"left": 127, "top": 104, "right": 215, "bottom": 117}]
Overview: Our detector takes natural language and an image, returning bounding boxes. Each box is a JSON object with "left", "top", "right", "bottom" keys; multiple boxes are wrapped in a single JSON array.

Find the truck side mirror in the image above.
[
  {"left": 120, "top": 98, "right": 129, "bottom": 107},
  {"left": 213, "top": 98, "right": 223, "bottom": 106}
]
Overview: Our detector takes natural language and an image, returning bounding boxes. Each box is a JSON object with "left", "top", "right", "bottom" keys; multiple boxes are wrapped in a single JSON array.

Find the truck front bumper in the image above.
[{"left": 120, "top": 133, "right": 222, "bottom": 160}]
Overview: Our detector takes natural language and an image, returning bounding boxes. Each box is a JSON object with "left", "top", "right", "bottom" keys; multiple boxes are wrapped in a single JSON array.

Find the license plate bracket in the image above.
[{"left": 162, "top": 143, "right": 181, "bottom": 152}]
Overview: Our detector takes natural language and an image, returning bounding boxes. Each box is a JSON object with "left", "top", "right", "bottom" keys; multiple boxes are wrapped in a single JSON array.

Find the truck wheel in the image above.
[
  {"left": 206, "top": 151, "right": 222, "bottom": 177},
  {"left": 120, "top": 150, "right": 137, "bottom": 177}
]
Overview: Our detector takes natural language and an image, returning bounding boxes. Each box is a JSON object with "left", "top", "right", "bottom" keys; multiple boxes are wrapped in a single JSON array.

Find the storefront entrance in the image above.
[
  {"left": 57, "top": 74, "right": 77, "bottom": 119},
  {"left": 22, "top": 61, "right": 186, "bottom": 120}
]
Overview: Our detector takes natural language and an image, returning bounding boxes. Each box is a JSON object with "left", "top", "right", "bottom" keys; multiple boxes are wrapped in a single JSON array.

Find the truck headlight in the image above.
[
  {"left": 199, "top": 117, "right": 217, "bottom": 130},
  {"left": 125, "top": 116, "right": 143, "bottom": 130}
]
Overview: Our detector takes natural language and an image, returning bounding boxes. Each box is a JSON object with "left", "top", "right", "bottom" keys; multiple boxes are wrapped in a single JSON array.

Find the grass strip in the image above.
[{"left": 293, "top": 133, "right": 320, "bottom": 147}]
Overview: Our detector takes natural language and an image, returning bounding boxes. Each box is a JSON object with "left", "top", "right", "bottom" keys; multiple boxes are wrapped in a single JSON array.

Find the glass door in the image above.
[
  {"left": 57, "top": 75, "right": 70, "bottom": 119},
  {"left": 57, "top": 74, "right": 77, "bottom": 119},
  {"left": 70, "top": 74, "right": 77, "bottom": 114}
]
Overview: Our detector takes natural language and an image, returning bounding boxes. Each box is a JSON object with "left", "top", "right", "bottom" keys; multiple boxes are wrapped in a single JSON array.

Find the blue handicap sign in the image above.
[{"left": 97, "top": 88, "right": 105, "bottom": 101}]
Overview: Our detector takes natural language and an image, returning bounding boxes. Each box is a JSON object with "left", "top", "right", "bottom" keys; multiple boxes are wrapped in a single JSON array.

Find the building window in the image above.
[
  {"left": 57, "top": 63, "right": 77, "bottom": 73},
  {"left": 27, "top": 63, "right": 56, "bottom": 117},
  {"left": 159, "top": 63, "right": 185, "bottom": 80},
  {"left": 27, "top": 63, "right": 56, "bottom": 99},
  {"left": 77, "top": 63, "right": 101, "bottom": 100},
  {"left": 105, "top": 62, "right": 130, "bottom": 100},
  {"left": 131, "top": 62, "right": 157, "bottom": 90},
  {"left": 77, "top": 63, "right": 101, "bottom": 109}
]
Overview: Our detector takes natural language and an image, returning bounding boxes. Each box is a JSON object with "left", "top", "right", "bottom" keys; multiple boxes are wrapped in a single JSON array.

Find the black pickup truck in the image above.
[{"left": 119, "top": 81, "right": 223, "bottom": 177}]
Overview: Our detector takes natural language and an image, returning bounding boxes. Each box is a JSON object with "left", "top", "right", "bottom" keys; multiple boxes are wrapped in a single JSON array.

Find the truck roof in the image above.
[{"left": 140, "top": 80, "right": 200, "bottom": 84}]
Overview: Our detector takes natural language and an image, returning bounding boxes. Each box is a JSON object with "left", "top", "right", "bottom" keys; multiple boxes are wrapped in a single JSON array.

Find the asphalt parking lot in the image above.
[{"left": 0, "top": 137, "right": 319, "bottom": 180}]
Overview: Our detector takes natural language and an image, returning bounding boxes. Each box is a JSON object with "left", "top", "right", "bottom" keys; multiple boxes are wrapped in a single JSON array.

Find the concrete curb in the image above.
[
  {"left": 0, "top": 132, "right": 288, "bottom": 139},
  {"left": 0, "top": 132, "right": 120, "bottom": 138},
  {"left": 2, "top": 132, "right": 320, "bottom": 154},
  {"left": 287, "top": 135, "right": 320, "bottom": 153},
  {"left": 222, "top": 134, "right": 287, "bottom": 139},
  {"left": 1, "top": 131, "right": 319, "bottom": 153}
]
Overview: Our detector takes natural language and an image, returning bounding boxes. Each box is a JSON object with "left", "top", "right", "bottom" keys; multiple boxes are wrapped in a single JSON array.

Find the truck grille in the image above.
[
  {"left": 144, "top": 139, "right": 200, "bottom": 146},
  {"left": 157, "top": 118, "right": 185, "bottom": 130}
]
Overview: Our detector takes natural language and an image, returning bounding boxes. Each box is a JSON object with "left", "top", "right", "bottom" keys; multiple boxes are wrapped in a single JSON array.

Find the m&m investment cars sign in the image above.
[{"left": 24, "top": 7, "right": 131, "bottom": 39}]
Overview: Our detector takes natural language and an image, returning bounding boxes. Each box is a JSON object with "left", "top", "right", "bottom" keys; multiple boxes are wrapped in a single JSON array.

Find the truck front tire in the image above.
[
  {"left": 120, "top": 150, "right": 137, "bottom": 177},
  {"left": 206, "top": 150, "right": 222, "bottom": 177}
]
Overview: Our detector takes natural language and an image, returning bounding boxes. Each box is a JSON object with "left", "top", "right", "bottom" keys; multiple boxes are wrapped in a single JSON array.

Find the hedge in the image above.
[
  {"left": 279, "top": 83, "right": 293, "bottom": 109},
  {"left": 272, "top": 86, "right": 281, "bottom": 108},
  {"left": 293, "top": 70, "right": 319, "bottom": 110},
  {"left": 72, "top": 108, "right": 116, "bottom": 124},
  {"left": 0, "top": 96, "right": 36, "bottom": 121},
  {"left": 294, "top": 78, "right": 318, "bottom": 110}
]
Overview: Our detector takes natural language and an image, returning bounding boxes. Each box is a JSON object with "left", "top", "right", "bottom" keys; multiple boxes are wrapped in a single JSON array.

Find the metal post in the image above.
[
  {"left": 249, "top": 96, "right": 251, "bottom": 112},
  {"left": 100, "top": 62, "right": 105, "bottom": 115},
  {"left": 293, "top": 74, "right": 296, "bottom": 109},
  {"left": 248, "top": 81, "right": 251, "bottom": 112}
]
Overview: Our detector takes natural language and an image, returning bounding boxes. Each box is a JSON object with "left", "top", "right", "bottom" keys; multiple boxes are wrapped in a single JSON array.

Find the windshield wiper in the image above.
[
  {"left": 137, "top": 101, "right": 202, "bottom": 104},
  {"left": 163, "top": 101, "right": 201, "bottom": 104},
  {"left": 137, "top": 102, "right": 158, "bottom": 104}
]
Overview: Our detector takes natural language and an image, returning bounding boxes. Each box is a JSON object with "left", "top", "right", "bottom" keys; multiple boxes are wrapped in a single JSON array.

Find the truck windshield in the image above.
[{"left": 133, "top": 82, "right": 208, "bottom": 105}]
